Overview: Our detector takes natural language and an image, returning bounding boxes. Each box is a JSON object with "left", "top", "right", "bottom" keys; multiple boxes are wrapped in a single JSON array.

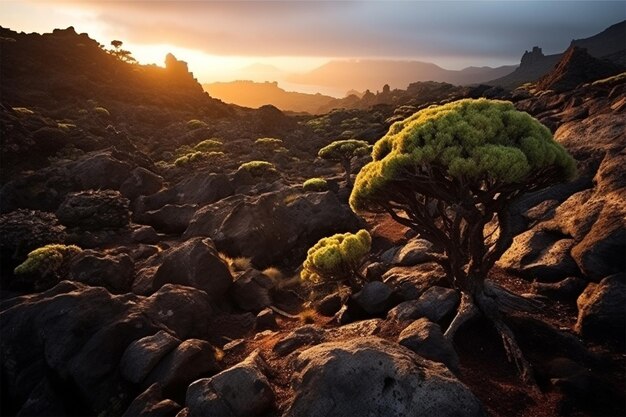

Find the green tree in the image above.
[
  {"left": 350, "top": 99, "right": 576, "bottom": 381},
  {"left": 301, "top": 230, "right": 371, "bottom": 290},
  {"left": 109, "top": 40, "right": 137, "bottom": 64},
  {"left": 318, "top": 139, "right": 370, "bottom": 186}
]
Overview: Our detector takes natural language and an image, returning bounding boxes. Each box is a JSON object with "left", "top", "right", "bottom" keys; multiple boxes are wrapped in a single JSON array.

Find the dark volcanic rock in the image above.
[
  {"left": 122, "top": 383, "right": 181, "bottom": 417},
  {"left": 120, "top": 331, "right": 181, "bottom": 384},
  {"left": 230, "top": 269, "right": 274, "bottom": 312},
  {"left": 133, "top": 237, "right": 232, "bottom": 300},
  {"left": 56, "top": 189, "right": 130, "bottom": 230},
  {"left": 70, "top": 153, "right": 133, "bottom": 191},
  {"left": 186, "top": 350, "right": 274, "bottom": 417},
  {"left": 283, "top": 337, "right": 484, "bottom": 417},
  {"left": 120, "top": 167, "right": 164, "bottom": 200},
  {"left": 353, "top": 281, "right": 394, "bottom": 315},
  {"left": 398, "top": 318, "right": 460, "bottom": 372},
  {"left": 69, "top": 250, "right": 134, "bottom": 293},
  {"left": 388, "top": 287, "right": 460, "bottom": 323},
  {"left": 135, "top": 204, "right": 198, "bottom": 234},
  {"left": 184, "top": 187, "right": 361, "bottom": 268}
]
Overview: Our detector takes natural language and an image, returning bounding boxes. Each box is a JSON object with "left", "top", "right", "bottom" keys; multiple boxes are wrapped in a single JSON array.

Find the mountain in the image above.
[
  {"left": 535, "top": 46, "right": 624, "bottom": 92},
  {"left": 489, "top": 20, "right": 626, "bottom": 88},
  {"left": 203, "top": 80, "right": 336, "bottom": 113},
  {"left": 287, "top": 59, "right": 517, "bottom": 92}
]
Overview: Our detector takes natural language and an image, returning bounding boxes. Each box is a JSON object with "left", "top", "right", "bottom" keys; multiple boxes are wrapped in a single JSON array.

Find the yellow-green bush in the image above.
[
  {"left": 93, "top": 107, "right": 110, "bottom": 117},
  {"left": 194, "top": 139, "right": 223, "bottom": 152},
  {"left": 255, "top": 137, "right": 283, "bottom": 147},
  {"left": 301, "top": 230, "right": 371, "bottom": 287},
  {"left": 174, "top": 151, "right": 204, "bottom": 167},
  {"left": 14, "top": 244, "right": 82, "bottom": 276},
  {"left": 303, "top": 177, "right": 328, "bottom": 192},
  {"left": 187, "top": 119, "right": 208, "bottom": 130},
  {"left": 237, "top": 160, "right": 277, "bottom": 177},
  {"left": 318, "top": 139, "right": 371, "bottom": 185}
]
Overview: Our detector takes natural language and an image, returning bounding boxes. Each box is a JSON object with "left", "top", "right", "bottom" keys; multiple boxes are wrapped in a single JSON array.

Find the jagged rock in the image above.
[
  {"left": 383, "top": 263, "right": 449, "bottom": 300},
  {"left": 120, "top": 167, "right": 164, "bottom": 200},
  {"left": 69, "top": 250, "right": 134, "bottom": 293},
  {"left": 133, "top": 238, "right": 232, "bottom": 300},
  {"left": 398, "top": 318, "right": 459, "bottom": 372},
  {"left": 284, "top": 337, "right": 484, "bottom": 417},
  {"left": 143, "top": 339, "right": 221, "bottom": 398},
  {"left": 315, "top": 292, "right": 344, "bottom": 317},
  {"left": 186, "top": 350, "right": 274, "bottom": 417},
  {"left": 353, "top": 281, "right": 394, "bottom": 315},
  {"left": 273, "top": 325, "right": 325, "bottom": 356},
  {"left": 56, "top": 189, "right": 130, "bottom": 230},
  {"left": 230, "top": 269, "right": 274, "bottom": 312},
  {"left": 122, "top": 383, "right": 181, "bottom": 417},
  {"left": 575, "top": 274, "right": 626, "bottom": 346},
  {"left": 120, "top": 331, "right": 181, "bottom": 384},
  {"left": 364, "top": 261, "right": 387, "bottom": 282},
  {"left": 531, "top": 276, "right": 587, "bottom": 302},
  {"left": 391, "top": 239, "right": 434, "bottom": 266},
  {"left": 135, "top": 204, "right": 198, "bottom": 234},
  {"left": 388, "top": 287, "right": 460, "bottom": 323},
  {"left": 184, "top": 187, "right": 361, "bottom": 268},
  {"left": 0, "top": 209, "right": 66, "bottom": 272}
]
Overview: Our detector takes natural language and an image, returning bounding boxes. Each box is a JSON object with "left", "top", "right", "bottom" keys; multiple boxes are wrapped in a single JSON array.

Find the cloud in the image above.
[{"left": 13, "top": 0, "right": 626, "bottom": 63}]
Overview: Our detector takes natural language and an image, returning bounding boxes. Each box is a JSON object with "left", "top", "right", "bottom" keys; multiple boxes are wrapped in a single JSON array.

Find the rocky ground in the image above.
[{"left": 0, "top": 27, "right": 625, "bottom": 417}]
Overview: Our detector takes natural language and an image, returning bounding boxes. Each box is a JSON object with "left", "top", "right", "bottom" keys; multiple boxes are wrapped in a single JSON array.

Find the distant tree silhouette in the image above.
[{"left": 108, "top": 40, "right": 137, "bottom": 64}]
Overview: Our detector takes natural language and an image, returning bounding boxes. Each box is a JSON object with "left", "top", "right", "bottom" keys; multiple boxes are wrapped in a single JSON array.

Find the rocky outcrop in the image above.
[
  {"left": 56, "top": 190, "right": 130, "bottom": 231},
  {"left": 69, "top": 250, "right": 134, "bottom": 293},
  {"left": 184, "top": 188, "right": 361, "bottom": 268},
  {"left": 283, "top": 337, "right": 484, "bottom": 417}
]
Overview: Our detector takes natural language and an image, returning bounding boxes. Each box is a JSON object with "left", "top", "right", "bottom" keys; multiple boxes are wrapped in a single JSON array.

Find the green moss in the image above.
[
  {"left": 93, "top": 107, "right": 110, "bottom": 117},
  {"left": 255, "top": 137, "right": 283, "bottom": 147},
  {"left": 14, "top": 244, "right": 82, "bottom": 276},
  {"left": 301, "top": 229, "right": 371, "bottom": 284},
  {"left": 238, "top": 160, "right": 277, "bottom": 177},
  {"left": 174, "top": 151, "right": 205, "bottom": 167},
  {"left": 350, "top": 98, "right": 576, "bottom": 213},
  {"left": 303, "top": 177, "right": 328, "bottom": 192}
]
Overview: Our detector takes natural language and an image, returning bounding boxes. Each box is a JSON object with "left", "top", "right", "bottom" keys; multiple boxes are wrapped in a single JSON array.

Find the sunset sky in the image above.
[{"left": 2, "top": 0, "right": 624, "bottom": 91}]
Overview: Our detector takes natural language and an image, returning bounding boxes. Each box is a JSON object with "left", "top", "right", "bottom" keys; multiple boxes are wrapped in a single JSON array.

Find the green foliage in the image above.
[
  {"left": 174, "top": 151, "right": 204, "bottom": 167},
  {"left": 238, "top": 160, "right": 277, "bottom": 177},
  {"left": 14, "top": 244, "right": 82, "bottom": 276},
  {"left": 303, "top": 177, "right": 328, "bottom": 192},
  {"left": 318, "top": 139, "right": 371, "bottom": 162},
  {"left": 194, "top": 139, "right": 223, "bottom": 152},
  {"left": 12, "top": 107, "right": 34, "bottom": 116},
  {"left": 187, "top": 119, "right": 208, "bottom": 130},
  {"left": 93, "top": 107, "right": 110, "bottom": 117},
  {"left": 301, "top": 230, "right": 371, "bottom": 285},
  {"left": 350, "top": 98, "right": 576, "bottom": 212}
]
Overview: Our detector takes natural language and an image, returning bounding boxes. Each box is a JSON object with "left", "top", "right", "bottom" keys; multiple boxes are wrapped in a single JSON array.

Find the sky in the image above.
[{"left": 2, "top": 0, "right": 625, "bottom": 88}]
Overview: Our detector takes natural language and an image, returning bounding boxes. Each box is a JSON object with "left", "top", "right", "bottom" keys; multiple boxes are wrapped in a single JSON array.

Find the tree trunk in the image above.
[
  {"left": 342, "top": 159, "right": 352, "bottom": 186},
  {"left": 445, "top": 274, "right": 536, "bottom": 384}
]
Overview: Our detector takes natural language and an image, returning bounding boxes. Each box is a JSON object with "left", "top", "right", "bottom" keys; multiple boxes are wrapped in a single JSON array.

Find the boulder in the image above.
[
  {"left": 230, "top": 269, "right": 274, "bottom": 312},
  {"left": 184, "top": 187, "right": 361, "bottom": 268},
  {"left": 70, "top": 152, "right": 132, "bottom": 191},
  {"left": 388, "top": 286, "right": 460, "bottom": 323},
  {"left": 69, "top": 250, "right": 134, "bottom": 293},
  {"left": 391, "top": 239, "right": 434, "bottom": 266},
  {"left": 575, "top": 274, "right": 626, "bottom": 346},
  {"left": 133, "top": 238, "right": 232, "bottom": 300},
  {"left": 120, "top": 331, "right": 181, "bottom": 384},
  {"left": 120, "top": 167, "right": 164, "bottom": 200},
  {"left": 144, "top": 339, "right": 221, "bottom": 398},
  {"left": 255, "top": 308, "right": 278, "bottom": 330},
  {"left": 56, "top": 190, "right": 130, "bottom": 230},
  {"left": 398, "top": 318, "right": 460, "bottom": 372},
  {"left": 353, "top": 281, "right": 394, "bottom": 315},
  {"left": 135, "top": 204, "right": 198, "bottom": 234},
  {"left": 383, "top": 263, "right": 449, "bottom": 300},
  {"left": 283, "top": 337, "right": 484, "bottom": 417},
  {"left": 186, "top": 350, "right": 274, "bottom": 417},
  {"left": 122, "top": 383, "right": 181, "bottom": 417},
  {"left": 132, "top": 225, "right": 160, "bottom": 244},
  {"left": 315, "top": 292, "right": 344, "bottom": 317}
]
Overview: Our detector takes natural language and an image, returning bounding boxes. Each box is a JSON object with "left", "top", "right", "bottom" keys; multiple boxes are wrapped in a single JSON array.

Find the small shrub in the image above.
[
  {"left": 299, "top": 308, "right": 316, "bottom": 324},
  {"left": 187, "top": 119, "right": 208, "bottom": 130},
  {"left": 194, "top": 139, "right": 223, "bottom": 152},
  {"left": 303, "top": 177, "right": 328, "bottom": 192},
  {"left": 262, "top": 266, "right": 284, "bottom": 282},
  {"left": 301, "top": 229, "right": 371, "bottom": 289},
  {"left": 14, "top": 244, "right": 82, "bottom": 277},
  {"left": 219, "top": 253, "right": 252, "bottom": 274},
  {"left": 93, "top": 107, "right": 110, "bottom": 117},
  {"left": 237, "top": 160, "right": 277, "bottom": 177},
  {"left": 174, "top": 151, "right": 204, "bottom": 167},
  {"left": 255, "top": 137, "right": 283, "bottom": 148}
]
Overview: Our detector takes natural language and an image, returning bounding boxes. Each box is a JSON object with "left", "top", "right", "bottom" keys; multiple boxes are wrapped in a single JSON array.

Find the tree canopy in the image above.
[
  {"left": 318, "top": 139, "right": 370, "bottom": 162},
  {"left": 351, "top": 99, "right": 575, "bottom": 214}
]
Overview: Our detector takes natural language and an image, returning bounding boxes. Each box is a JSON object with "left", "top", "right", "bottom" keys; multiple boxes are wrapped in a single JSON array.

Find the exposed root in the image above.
[
  {"left": 484, "top": 279, "right": 543, "bottom": 314},
  {"left": 444, "top": 292, "right": 479, "bottom": 342}
]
